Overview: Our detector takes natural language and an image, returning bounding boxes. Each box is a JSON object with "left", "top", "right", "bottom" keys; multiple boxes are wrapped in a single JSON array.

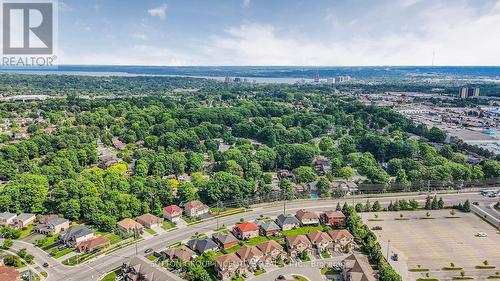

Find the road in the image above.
[{"left": 3, "top": 192, "right": 498, "bottom": 281}]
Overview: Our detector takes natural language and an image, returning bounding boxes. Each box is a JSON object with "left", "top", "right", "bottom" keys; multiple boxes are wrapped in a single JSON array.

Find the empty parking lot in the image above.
[{"left": 364, "top": 210, "right": 500, "bottom": 280}]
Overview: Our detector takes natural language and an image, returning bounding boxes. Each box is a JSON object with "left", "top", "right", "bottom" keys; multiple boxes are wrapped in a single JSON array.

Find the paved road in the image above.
[{"left": 6, "top": 192, "right": 498, "bottom": 281}]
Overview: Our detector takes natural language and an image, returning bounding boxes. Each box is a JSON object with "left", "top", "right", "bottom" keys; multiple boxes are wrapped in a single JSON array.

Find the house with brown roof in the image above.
[
  {"left": 112, "top": 137, "right": 126, "bottom": 150},
  {"left": 137, "top": 214, "right": 163, "bottom": 229},
  {"left": 162, "top": 246, "right": 196, "bottom": 263},
  {"left": 307, "top": 230, "right": 333, "bottom": 253},
  {"left": 295, "top": 209, "right": 319, "bottom": 226},
  {"left": 235, "top": 245, "right": 264, "bottom": 270},
  {"left": 163, "top": 205, "right": 182, "bottom": 223},
  {"left": 212, "top": 232, "right": 239, "bottom": 250},
  {"left": 76, "top": 236, "right": 110, "bottom": 253},
  {"left": 328, "top": 229, "right": 356, "bottom": 252},
  {"left": 285, "top": 235, "right": 312, "bottom": 258},
  {"left": 233, "top": 222, "right": 259, "bottom": 240},
  {"left": 116, "top": 218, "right": 144, "bottom": 235},
  {"left": 0, "top": 266, "right": 20, "bottom": 281},
  {"left": 215, "top": 253, "right": 246, "bottom": 281},
  {"left": 256, "top": 240, "right": 286, "bottom": 264},
  {"left": 184, "top": 200, "right": 209, "bottom": 217},
  {"left": 342, "top": 254, "right": 377, "bottom": 281},
  {"left": 320, "top": 210, "right": 346, "bottom": 228}
]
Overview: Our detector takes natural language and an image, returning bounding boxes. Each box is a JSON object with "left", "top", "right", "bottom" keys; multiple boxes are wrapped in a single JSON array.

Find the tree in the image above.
[
  {"left": 425, "top": 196, "right": 431, "bottom": 210},
  {"left": 372, "top": 201, "right": 381, "bottom": 212},
  {"left": 438, "top": 197, "right": 444, "bottom": 209},
  {"left": 2, "top": 239, "right": 13, "bottom": 250},
  {"left": 316, "top": 177, "right": 331, "bottom": 194},
  {"left": 337, "top": 166, "right": 355, "bottom": 180},
  {"left": 364, "top": 200, "right": 371, "bottom": 212},
  {"left": 431, "top": 196, "right": 438, "bottom": 210},
  {"left": 178, "top": 183, "right": 198, "bottom": 203},
  {"left": 409, "top": 199, "right": 418, "bottom": 210},
  {"left": 462, "top": 200, "right": 471, "bottom": 212},
  {"left": 292, "top": 166, "right": 317, "bottom": 183},
  {"left": 336, "top": 202, "right": 341, "bottom": 211}
]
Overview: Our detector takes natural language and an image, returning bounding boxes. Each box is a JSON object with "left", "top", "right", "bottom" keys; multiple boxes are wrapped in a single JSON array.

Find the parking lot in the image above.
[{"left": 364, "top": 210, "right": 500, "bottom": 279}]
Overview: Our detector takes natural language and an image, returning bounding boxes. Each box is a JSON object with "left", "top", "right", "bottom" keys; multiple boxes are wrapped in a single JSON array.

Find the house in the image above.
[
  {"left": 307, "top": 230, "right": 333, "bottom": 253},
  {"left": 256, "top": 220, "right": 281, "bottom": 236},
  {"left": 276, "top": 214, "right": 300, "bottom": 231},
  {"left": 35, "top": 217, "right": 70, "bottom": 235},
  {"left": 235, "top": 245, "right": 264, "bottom": 270},
  {"left": 212, "top": 232, "right": 240, "bottom": 250},
  {"left": 184, "top": 200, "right": 209, "bottom": 218},
  {"left": 233, "top": 222, "right": 259, "bottom": 240},
  {"left": 277, "top": 169, "right": 295, "bottom": 181},
  {"left": 136, "top": 214, "right": 163, "bottom": 229},
  {"left": 0, "top": 266, "right": 20, "bottom": 281},
  {"left": 122, "top": 255, "right": 184, "bottom": 281},
  {"left": 295, "top": 209, "right": 320, "bottom": 226},
  {"left": 117, "top": 218, "right": 144, "bottom": 235},
  {"left": 314, "top": 158, "right": 332, "bottom": 175},
  {"left": 0, "top": 212, "right": 17, "bottom": 226},
  {"left": 320, "top": 210, "right": 346, "bottom": 228},
  {"left": 187, "top": 238, "right": 219, "bottom": 254},
  {"left": 328, "top": 229, "right": 356, "bottom": 251},
  {"left": 163, "top": 205, "right": 182, "bottom": 223},
  {"left": 162, "top": 246, "right": 196, "bottom": 263},
  {"left": 13, "top": 213, "right": 36, "bottom": 228},
  {"left": 286, "top": 235, "right": 313, "bottom": 258},
  {"left": 342, "top": 254, "right": 377, "bottom": 281},
  {"left": 331, "top": 180, "right": 359, "bottom": 194},
  {"left": 256, "top": 240, "right": 286, "bottom": 264},
  {"left": 61, "top": 225, "right": 95, "bottom": 246},
  {"left": 215, "top": 253, "right": 246, "bottom": 281},
  {"left": 76, "top": 236, "right": 110, "bottom": 253},
  {"left": 112, "top": 137, "right": 126, "bottom": 150}
]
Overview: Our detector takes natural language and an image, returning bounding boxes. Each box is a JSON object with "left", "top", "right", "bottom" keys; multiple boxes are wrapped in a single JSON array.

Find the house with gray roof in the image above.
[
  {"left": 61, "top": 225, "right": 95, "bottom": 246},
  {"left": 13, "top": 213, "right": 36, "bottom": 228},
  {"left": 275, "top": 214, "right": 300, "bottom": 231},
  {"left": 187, "top": 238, "right": 219, "bottom": 254},
  {"left": 212, "top": 232, "right": 239, "bottom": 250},
  {"left": 256, "top": 220, "right": 281, "bottom": 236},
  {"left": 0, "top": 212, "right": 17, "bottom": 226},
  {"left": 122, "top": 255, "right": 183, "bottom": 281},
  {"left": 35, "top": 217, "right": 70, "bottom": 235}
]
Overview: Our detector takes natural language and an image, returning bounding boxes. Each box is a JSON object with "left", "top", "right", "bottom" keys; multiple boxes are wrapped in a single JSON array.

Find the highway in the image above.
[{"left": 3, "top": 192, "right": 498, "bottom": 281}]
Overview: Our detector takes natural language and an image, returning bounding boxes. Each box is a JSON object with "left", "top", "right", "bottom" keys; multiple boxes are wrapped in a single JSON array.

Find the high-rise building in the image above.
[{"left": 458, "top": 87, "right": 480, "bottom": 98}]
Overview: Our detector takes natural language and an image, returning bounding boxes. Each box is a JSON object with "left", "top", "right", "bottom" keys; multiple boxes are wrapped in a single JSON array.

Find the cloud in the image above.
[
  {"left": 131, "top": 33, "right": 148, "bottom": 41},
  {"left": 242, "top": 0, "right": 251, "bottom": 8},
  {"left": 148, "top": 3, "right": 168, "bottom": 20}
]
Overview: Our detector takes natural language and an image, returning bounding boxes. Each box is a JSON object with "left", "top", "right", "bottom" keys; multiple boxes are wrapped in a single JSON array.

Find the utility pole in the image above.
[
  {"left": 386, "top": 240, "right": 391, "bottom": 261},
  {"left": 216, "top": 201, "right": 220, "bottom": 229}
]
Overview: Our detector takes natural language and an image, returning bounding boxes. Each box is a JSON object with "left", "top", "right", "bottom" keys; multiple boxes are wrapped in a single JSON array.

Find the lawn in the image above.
[
  {"left": 101, "top": 269, "right": 121, "bottom": 281},
  {"left": 37, "top": 234, "right": 59, "bottom": 249},
  {"left": 145, "top": 228, "right": 157, "bottom": 235},
  {"left": 49, "top": 247, "right": 75, "bottom": 259},
  {"left": 293, "top": 275, "right": 309, "bottom": 281},
  {"left": 106, "top": 233, "right": 122, "bottom": 244},
  {"left": 62, "top": 252, "right": 93, "bottom": 266},
  {"left": 18, "top": 225, "right": 34, "bottom": 239},
  {"left": 243, "top": 236, "right": 270, "bottom": 246},
  {"left": 20, "top": 270, "right": 40, "bottom": 281},
  {"left": 223, "top": 245, "right": 241, "bottom": 254},
  {"left": 162, "top": 221, "right": 176, "bottom": 230},
  {"left": 321, "top": 251, "right": 331, "bottom": 259},
  {"left": 254, "top": 268, "right": 266, "bottom": 276},
  {"left": 282, "top": 225, "right": 324, "bottom": 237},
  {"left": 321, "top": 267, "right": 341, "bottom": 275}
]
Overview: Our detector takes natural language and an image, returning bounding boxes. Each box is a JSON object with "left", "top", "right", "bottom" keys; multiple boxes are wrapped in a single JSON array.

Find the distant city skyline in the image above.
[{"left": 57, "top": 0, "right": 500, "bottom": 66}]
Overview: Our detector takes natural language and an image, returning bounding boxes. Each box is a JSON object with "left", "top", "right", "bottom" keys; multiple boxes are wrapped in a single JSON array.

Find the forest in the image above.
[{"left": 0, "top": 75, "right": 499, "bottom": 231}]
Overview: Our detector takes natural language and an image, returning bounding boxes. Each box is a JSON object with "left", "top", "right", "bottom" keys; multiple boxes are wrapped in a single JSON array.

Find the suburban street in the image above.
[{"left": 3, "top": 191, "right": 498, "bottom": 281}]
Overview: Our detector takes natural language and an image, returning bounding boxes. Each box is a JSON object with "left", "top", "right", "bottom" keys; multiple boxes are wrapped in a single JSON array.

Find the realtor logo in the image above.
[{"left": 1, "top": 0, "right": 57, "bottom": 68}]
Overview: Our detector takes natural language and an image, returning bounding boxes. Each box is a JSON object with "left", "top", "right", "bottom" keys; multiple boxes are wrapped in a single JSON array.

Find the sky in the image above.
[{"left": 56, "top": 0, "right": 500, "bottom": 66}]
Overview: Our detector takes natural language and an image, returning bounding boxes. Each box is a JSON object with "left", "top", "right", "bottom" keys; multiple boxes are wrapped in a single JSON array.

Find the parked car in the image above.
[
  {"left": 43, "top": 263, "right": 49, "bottom": 268},
  {"left": 144, "top": 248, "right": 153, "bottom": 254},
  {"left": 472, "top": 201, "right": 479, "bottom": 206},
  {"left": 372, "top": 226, "right": 383, "bottom": 230},
  {"left": 476, "top": 232, "right": 488, "bottom": 237}
]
